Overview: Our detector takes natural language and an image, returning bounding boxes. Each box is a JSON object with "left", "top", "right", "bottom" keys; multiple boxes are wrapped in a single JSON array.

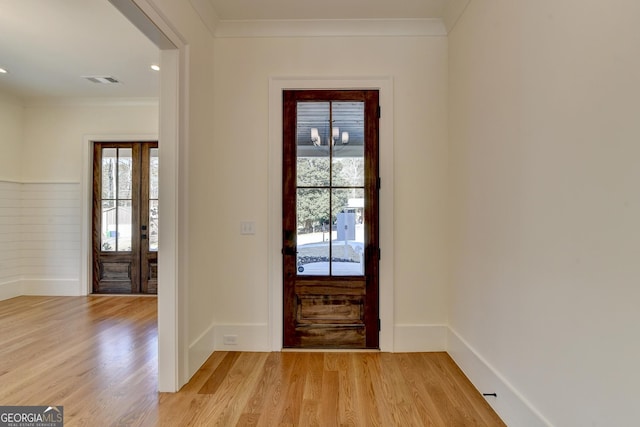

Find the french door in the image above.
[
  {"left": 92, "top": 141, "right": 158, "bottom": 294},
  {"left": 283, "top": 90, "right": 380, "bottom": 348}
]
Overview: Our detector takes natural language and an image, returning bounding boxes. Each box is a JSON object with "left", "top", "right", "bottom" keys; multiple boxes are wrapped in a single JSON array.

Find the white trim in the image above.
[
  {"left": 447, "top": 328, "right": 553, "bottom": 427},
  {"left": 21, "top": 279, "right": 81, "bottom": 296},
  {"left": 0, "top": 281, "right": 22, "bottom": 301},
  {"left": 394, "top": 324, "right": 448, "bottom": 352},
  {"left": 22, "top": 97, "right": 159, "bottom": 108},
  {"left": 188, "top": 322, "right": 216, "bottom": 375},
  {"left": 0, "top": 280, "right": 83, "bottom": 301},
  {"left": 442, "top": 0, "right": 472, "bottom": 34},
  {"left": 188, "top": 323, "right": 270, "bottom": 377},
  {"left": 112, "top": 0, "right": 187, "bottom": 393},
  {"left": 109, "top": 0, "right": 176, "bottom": 49},
  {"left": 216, "top": 18, "right": 446, "bottom": 38},
  {"left": 6, "top": 180, "right": 81, "bottom": 185},
  {"left": 214, "top": 324, "right": 270, "bottom": 352},
  {"left": 157, "top": 47, "right": 185, "bottom": 392},
  {"left": 189, "top": 0, "right": 220, "bottom": 37},
  {"left": 268, "top": 76, "right": 395, "bottom": 352}
]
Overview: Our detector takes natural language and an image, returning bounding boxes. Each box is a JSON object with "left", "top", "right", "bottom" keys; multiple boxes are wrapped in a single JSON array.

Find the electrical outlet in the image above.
[
  {"left": 223, "top": 335, "right": 238, "bottom": 345},
  {"left": 240, "top": 221, "right": 255, "bottom": 235}
]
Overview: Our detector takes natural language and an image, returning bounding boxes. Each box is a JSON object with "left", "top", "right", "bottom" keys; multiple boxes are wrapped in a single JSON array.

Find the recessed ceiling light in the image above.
[
  {"left": 150, "top": 64, "right": 160, "bottom": 71},
  {"left": 0, "top": 68, "right": 8, "bottom": 74}
]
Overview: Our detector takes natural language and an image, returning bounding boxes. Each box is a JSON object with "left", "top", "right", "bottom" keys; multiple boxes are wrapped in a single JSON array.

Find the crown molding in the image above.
[
  {"left": 442, "top": 0, "right": 471, "bottom": 33},
  {"left": 22, "top": 97, "right": 159, "bottom": 108},
  {"left": 190, "top": 0, "right": 220, "bottom": 37},
  {"left": 214, "top": 18, "right": 447, "bottom": 38}
]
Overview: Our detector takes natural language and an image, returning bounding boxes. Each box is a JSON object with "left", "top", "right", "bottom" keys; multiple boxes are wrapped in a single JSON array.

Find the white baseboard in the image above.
[
  {"left": 0, "top": 280, "right": 23, "bottom": 301},
  {"left": 214, "top": 323, "right": 270, "bottom": 351},
  {"left": 447, "top": 328, "right": 552, "bottom": 427},
  {"left": 188, "top": 323, "right": 270, "bottom": 379},
  {"left": 21, "top": 279, "right": 83, "bottom": 296},
  {"left": 394, "top": 324, "right": 448, "bottom": 352},
  {"left": 188, "top": 323, "right": 216, "bottom": 379},
  {"left": 0, "top": 279, "right": 82, "bottom": 301}
]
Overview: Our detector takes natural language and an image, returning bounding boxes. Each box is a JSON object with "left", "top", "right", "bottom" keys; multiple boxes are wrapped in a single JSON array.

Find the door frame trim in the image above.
[
  {"left": 98, "top": 0, "right": 188, "bottom": 393},
  {"left": 268, "top": 76, "right": 395, "bottom": 352}
]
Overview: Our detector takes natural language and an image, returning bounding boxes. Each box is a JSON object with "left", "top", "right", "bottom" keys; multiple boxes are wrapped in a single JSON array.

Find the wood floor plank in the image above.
[
  {"left": 352, "top": 353, "right": 384, "bottom": 426},
  {"left": 181, "top": 351, "right": 228, "bottom": 393},
  {"left": 0, "top": 296, "right": 506, "bottom": 426},
  {"left": 239, "top": 352, "right": 281, "bottom": 419},
  {"left": 198, "top": 351, "right": 242, "bottom": 394},
  {"left": 320, "top": 369, "right": 339, "bottom": 426},
  {"left": 397, "top": 353, "right": 447, "bottom": 426}
]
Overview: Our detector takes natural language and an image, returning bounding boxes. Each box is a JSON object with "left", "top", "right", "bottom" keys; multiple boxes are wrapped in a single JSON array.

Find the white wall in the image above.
[
  {"left": 0, "top": 100, "right": 158, "bottom": 300},
  {"left": 212, "top": 35, "right": 448, "bottom": 350},
  {"left": 0, "top": 92, "right": 24, "bottom": 298},
  {"left": 0, "top": 180, "right": 21, "bottom": 299},
  {"left": 448, "top": 0, "right": 640, "bottom": 425},
  {"left": 22, "top": 100, "right": 158, "bottom": 182},
  {"left": 137, "top": 0, "right": 218, "bottom": 382},
  {"left": 0, "top": 91, "right": 23, "bottom": 181}
]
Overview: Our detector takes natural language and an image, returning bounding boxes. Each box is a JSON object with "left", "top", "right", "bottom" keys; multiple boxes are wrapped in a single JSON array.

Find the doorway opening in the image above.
[{"left": 92, "top": 141, "right": 158, "bottom": 294}]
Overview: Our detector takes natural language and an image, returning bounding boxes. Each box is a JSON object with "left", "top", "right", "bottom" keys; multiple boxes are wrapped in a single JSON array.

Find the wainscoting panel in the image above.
[
  {"left": 0, "top": 181, "right": 82, "bottom": 300},
  {"left": 21, "top": 182, "right": 81, "bottom": 294},
  {"left": 0, "top": 181, "right": 22, "bottom": 299}
]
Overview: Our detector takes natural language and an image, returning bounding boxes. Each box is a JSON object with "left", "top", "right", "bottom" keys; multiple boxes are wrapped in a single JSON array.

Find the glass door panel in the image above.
[
  {"left": 332, "top": 101, "right": 365, "bottom": 186},
  {"left": 149, "top": 148, "right": 159, "bottom": 252},
  {"left": 93, "top": 141, "right": 158, "bottom": 294},
  {"left": 331, "top": 188, "right": 365, "bottom": 276},
  {"left": 297, "top": 188, "right": 330, "bottom": 276},
  {"left": 295, "top": 100, "right": 365, "bottom": 277},
  {"left": 100, "top": 147, "right": 133, "bottom": 252}
]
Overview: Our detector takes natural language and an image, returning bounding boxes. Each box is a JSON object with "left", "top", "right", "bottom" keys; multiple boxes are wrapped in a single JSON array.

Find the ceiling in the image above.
[
  {"left": 0, "top": 0, "right": 450, "bottom": 101},
  {"left": 0, "top": 0, "right": 159, "bottom": 100},
  {"left": 209, "top": 0, "right": 447, "bottom": 20}
]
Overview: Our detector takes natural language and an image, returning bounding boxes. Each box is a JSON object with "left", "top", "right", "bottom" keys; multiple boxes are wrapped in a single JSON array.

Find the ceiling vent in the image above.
[{"left": 83, "top": 76, "right": 120, "bottom": 84}]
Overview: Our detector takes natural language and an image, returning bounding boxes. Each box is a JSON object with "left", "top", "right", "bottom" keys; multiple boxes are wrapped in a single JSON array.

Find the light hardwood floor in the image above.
[{"left": 0, "top": 296, "right": 505, "bottom": 426}]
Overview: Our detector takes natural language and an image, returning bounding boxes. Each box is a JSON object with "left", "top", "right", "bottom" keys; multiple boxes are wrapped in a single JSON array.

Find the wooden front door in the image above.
[
  {"left": 283, "top": 90, "right": 380, "bottom": 349},
  {"left": 92, "top": 141, "right": 158, "bottom": 294}
]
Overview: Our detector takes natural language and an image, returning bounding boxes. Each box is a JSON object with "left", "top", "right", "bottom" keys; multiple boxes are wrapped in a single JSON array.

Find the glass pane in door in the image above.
[
  {"left": 296, "top": 102, "right": 330, "bottom": 187},
  {"left": 149, "top": 148, "right": 159, "bottom": 252},
  {"left": 100, "top": 147, "right": 133, "bottom": 252},
  {"left": 118, "top": 148, "right": 133, "bottom": 199},
  {"left": 102, "top": 148, "right": 117, "bottom": 199},
  {"left": 295, "top": 100, "right": 367, "bottom": 277},
  {"left": 149, "top": 200, "right": 159, "bottom": 251},
  {"left": 297, "top": 188, "right": 330, "bottom": 276},
  {"left": 296, "top": 101, "right": 332, "bottom": 276},
  {"left": 332, "top": 102, "right": 364, "bottom": 186},
  {"left": 150, "top": 148, "right": 159, "bottom": 199},
  {"left": 101, "top": 200, "right": 116, "bottom": 252},
  {"left": 332, "top": 188, "right": 365, "bottom": 276},
  {"left": 117, "top": 200, "right": 132, "bottom": 251}
]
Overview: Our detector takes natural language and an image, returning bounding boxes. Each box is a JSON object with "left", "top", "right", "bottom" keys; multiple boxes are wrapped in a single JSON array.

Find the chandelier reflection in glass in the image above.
[{"left": 310, "top": 126, "right": 349, "bottom": 149}]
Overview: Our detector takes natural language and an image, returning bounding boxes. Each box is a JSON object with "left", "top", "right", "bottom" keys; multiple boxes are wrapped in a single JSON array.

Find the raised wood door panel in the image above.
[
  {"left": 283, "top": 90, "right": 380, "bottom": 349},
  {"left": 92, "top": 141, "right": 158, "bottom": 294},
  {"left": 292, "top": 277, "right": 368, "bottom": 347}
]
